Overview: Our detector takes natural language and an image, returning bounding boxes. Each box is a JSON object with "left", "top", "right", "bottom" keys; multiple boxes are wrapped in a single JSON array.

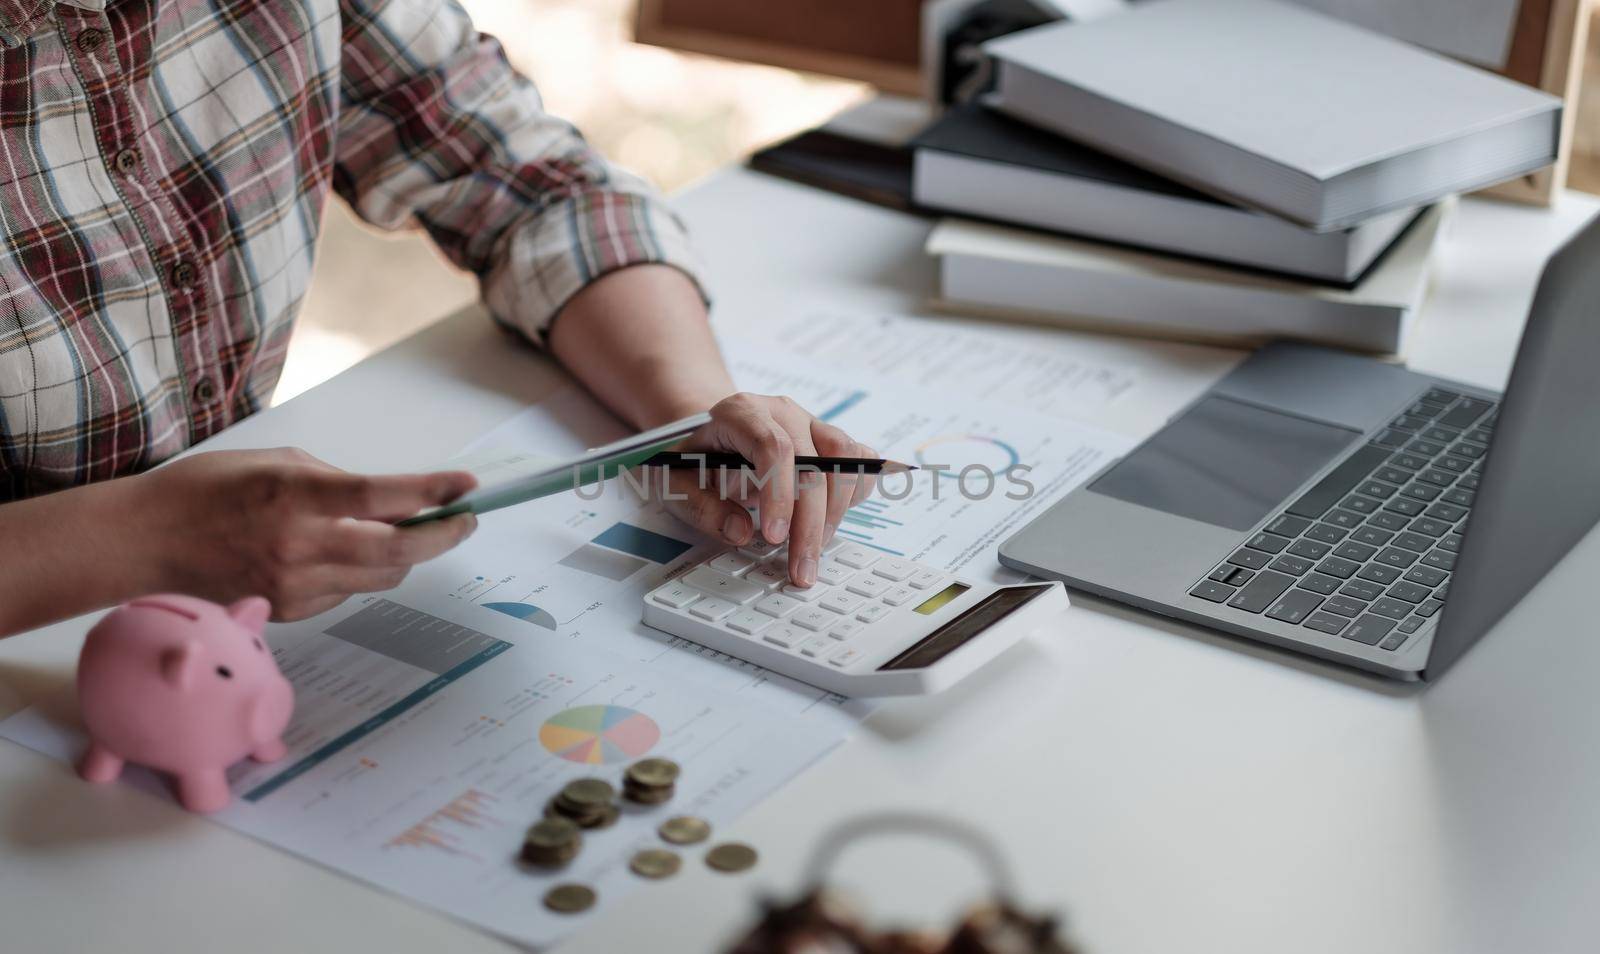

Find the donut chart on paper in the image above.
[
  {"left": 538, "top": 704, "right": 661, "bottom": 764},
  {"left": 913, "top": 434, "right": 1021, "bottom": 478}
]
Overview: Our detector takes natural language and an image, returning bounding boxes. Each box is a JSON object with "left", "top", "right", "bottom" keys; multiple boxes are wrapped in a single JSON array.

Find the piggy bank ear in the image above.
[
  {"left": 160, "top": 640, "right": 203, "bottom": 690},
  {"left": 227, "top": 597, "right": 272, "bottom": 633}
]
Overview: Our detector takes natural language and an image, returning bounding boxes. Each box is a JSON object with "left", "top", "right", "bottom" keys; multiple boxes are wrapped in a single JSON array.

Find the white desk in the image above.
[{"left": 2, "top": 165, "right": 1596, "bottom": 954}]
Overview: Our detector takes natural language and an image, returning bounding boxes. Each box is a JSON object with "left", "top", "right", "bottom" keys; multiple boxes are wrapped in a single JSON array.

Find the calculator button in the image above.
[
  {"left": 828, "top": 646, "right": 864, "bottom": 668},
  {"left": 846, "top": 575, "right": 889, "bottom": 598},
  {"left": 708, "top": 551, "right": 757, "bottom": 575},
  {"left": 820, "top": 590, "right": 867, "bottom": 615},
  {"left": 881, "top": 586, "right": 916, "bottom": 606},
  {"left": 816, "top": 562, "right": 854, "bottom": 587},
  {"left": 682, "top": 566, "right": 765, "bottom": 605},
  {"left": 792, "top": 607, "right": 834, "bottom": 632},
  {"left": 799, "top": 635, "right": 834, "bottom": 657},
  {"left": 780, "top": 582, "right": 826, "bottom": 602},
  {"left": 688, "top": 597, "right": 737, "bottom": 621},
  {"left": 871, "top": 558, "right": 916, "bottom": 582},
  {"left": 744, "top": 562, "right": 788, "bottom": 590},
  {"left": 649, "top": 581, "right": 701, "bottom": 609},
  {"left": 832, "top": 545, "right": 880, "bottom": 569},
  {"left": 762, "top": 625, "right": 805, "bottom": 649},
  {"left": 754, "top": 593, "right": 801, "bottom": 618},
  {"left": 822, "top": 536, "right": 845, "bottom": 553},
  {"left": 738, "top": 540, "right": 782, "bottom": 559},
  {"left": 725, "top": 610, "right": 772, "bottom": 635},
  {"left": 855, "top": 603, "right": 889, "bottom": 624},
  {"left": 829, "top": 620, "right": 863, "bottom": 641},
  {"left": 908, "top": 568, "right": 944, "bottom": 590}
]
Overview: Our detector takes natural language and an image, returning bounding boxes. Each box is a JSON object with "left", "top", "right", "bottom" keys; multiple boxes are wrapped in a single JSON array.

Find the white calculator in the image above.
[{"left": 642, "top": 539, "right": 1067, "bottom": 696}]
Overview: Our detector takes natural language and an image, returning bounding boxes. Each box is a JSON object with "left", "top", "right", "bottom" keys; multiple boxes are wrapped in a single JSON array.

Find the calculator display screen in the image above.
[{"left": 879, "top": 584, "right": 1052, "bottom": 671}]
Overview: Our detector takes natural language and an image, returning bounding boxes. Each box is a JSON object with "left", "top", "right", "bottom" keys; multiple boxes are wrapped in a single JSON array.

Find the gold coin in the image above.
[
  {"left": 524, "top": 817, "right": 580, "bottom": 849},
  {"left": 560, "top": 778, "right": 615, "bottom": 808},
  {"left": 657, "top": 815, "right": 711, "bottom": 846},
  {"left": 705, "top": 842, "right": 758, "bottom": 873},
  {"left": 628, "top": 848, "right": 682, "bottom": 879},
  {"left": 542, "top": 883, "right": 597, "bottom": 914},
  {"left": 625, "top": 757, "right": 680, "bottom": 789}
]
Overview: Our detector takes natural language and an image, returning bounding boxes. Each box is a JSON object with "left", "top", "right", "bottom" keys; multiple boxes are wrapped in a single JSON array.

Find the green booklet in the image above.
[{"left": 398, "top": 411, "right": 711, "bottom": 526}]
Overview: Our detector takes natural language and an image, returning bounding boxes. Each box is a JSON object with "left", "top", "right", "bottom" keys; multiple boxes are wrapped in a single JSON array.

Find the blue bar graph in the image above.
[
  {"left": 592, "top": 522, "right": 694, "bottom": 564},
  {"left": 835, "top": 499, "right": 906, "bottom": 555}
]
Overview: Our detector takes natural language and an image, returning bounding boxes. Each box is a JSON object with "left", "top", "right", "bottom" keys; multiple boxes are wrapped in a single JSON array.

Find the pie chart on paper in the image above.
[{"left": 539, "top": 704, "right": 661, "bottom": 765}]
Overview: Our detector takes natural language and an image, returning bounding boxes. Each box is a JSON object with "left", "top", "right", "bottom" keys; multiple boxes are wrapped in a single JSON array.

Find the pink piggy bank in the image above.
[{"left": 76, "top": 595, "right": 294, "bottom": 813}]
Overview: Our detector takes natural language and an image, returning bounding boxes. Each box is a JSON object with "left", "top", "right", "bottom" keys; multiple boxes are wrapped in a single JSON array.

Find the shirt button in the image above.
[
  {"left": 76, "top": 29, "right": 107, "bottom": 55},
  {"left": 192, "top": 377, "right": 218, "bottom": 404},
  {"left": 170, "top": 260, "right": 197, "bottom": 289},
  {"left": 113, "top": 148, "right": 140, "bottom": 175}
]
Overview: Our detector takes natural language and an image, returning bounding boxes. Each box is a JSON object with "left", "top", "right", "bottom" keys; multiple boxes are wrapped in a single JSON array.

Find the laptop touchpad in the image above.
[{"left": 1091, "top": 395, "right": 1359, "bottom": 532}]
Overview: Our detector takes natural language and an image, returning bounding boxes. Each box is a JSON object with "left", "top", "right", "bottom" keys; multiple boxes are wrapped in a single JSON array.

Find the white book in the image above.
[
  {"left": 984, "top": 0, "right": 1559, "bottom": 231},
  {"left": 912, "top": 104, "right": 1419, "bottom": 284},
  {"left": 927, "top": 202, "right": 1449, "bottom": 354}
]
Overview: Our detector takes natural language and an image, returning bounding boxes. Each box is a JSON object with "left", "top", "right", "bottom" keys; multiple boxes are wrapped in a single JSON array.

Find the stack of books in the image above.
[{"left": 913, "top": 0, "right": 1562, "bottom": 353}]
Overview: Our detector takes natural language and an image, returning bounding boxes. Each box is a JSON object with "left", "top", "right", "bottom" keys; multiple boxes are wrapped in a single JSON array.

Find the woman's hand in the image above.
[
  {"left": 130, "top": 449, "right": 479, "bottom": 620},
  {"left": 655, "top": 394, "right": 876, "bottom": 586}
]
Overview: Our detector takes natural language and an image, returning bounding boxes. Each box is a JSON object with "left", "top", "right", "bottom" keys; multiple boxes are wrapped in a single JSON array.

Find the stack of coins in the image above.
[
  {"left": 622, "top": 757, "right": 679, "bottom": 805},
  {"left": 519, "top": 817, "right": 582, "bottom": 868},
  {"left": 546, "top": 778, "right": 619, "bottom": 829}
]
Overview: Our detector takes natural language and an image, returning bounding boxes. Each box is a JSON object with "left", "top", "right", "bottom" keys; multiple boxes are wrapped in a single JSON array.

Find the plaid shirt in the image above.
[{"left": 0, "top": 0, "right": 700, "bottom": 500}]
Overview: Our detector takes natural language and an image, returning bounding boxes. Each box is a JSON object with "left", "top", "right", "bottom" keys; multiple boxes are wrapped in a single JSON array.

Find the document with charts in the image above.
[{"left": 0, "top": 334, "right": 1133, "bottom": 948}]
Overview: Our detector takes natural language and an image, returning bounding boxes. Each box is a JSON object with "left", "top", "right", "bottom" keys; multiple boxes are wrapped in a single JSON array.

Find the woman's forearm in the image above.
[
  {"left": 0, "top": 477, "right": 157, "bottom": 637},
  {"left": 546, "top": 264, "right": 734, "bottom": 429}
]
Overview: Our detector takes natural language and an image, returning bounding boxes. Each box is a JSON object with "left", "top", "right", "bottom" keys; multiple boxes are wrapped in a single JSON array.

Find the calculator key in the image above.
[
  {"left": 881, "top": 586, "right": 917, "bottom": 606},
  {"left": 1343, "top": 615, "right": 1395, "bottom": 645},
  {"left": 1266, "top": 589, "right": 1323, "bottom": 624},
  {"left": 846, "top": 575, "right": 890, "bottom": 598},
  {"left": 755, "top": 593, "right": 802, "bottom": 618},
  {"left": 829, "top": 620, "right": 864, "bottom": 640},
  {"left": 820, "top": 589, "right": 867, "bottom": 615},
  {"left": 781, "top": 582, "right": 826, "bottom": 602},
  {"left": 828, "top": 646, "right": 865, "bottom": 668},
  {"left": 1302, "top": 612, "right": 1349, "bottom": 635},
  {"left": 908, "top": 568, "right": 945, "bottom": 590},
  {"left": 709, "top": 551, "right": 758, "bottom": 575},
  {"left": 791, "top": 607, "right": 834, "bottom": 631},
  {"left": 738, "top": 540, "right": 782, "bottom": 559},
  {"left": 683, "top": 566, "right": 765, "bottom": 605},
  {"left": 822, "top": 536, "right": 846, "bottom": 554},
  {"left": 832, "top": 545, "right": 880, "bottom": 569},
  {"left": 650, "top": 581, "right": 702, "bottom": 609},
  {"left": 871, "top": 558, "right": 917, "bottom": 582},
  {"left": 745, "top": 562, "right": 789, "bottom": 589},
  {"left": 689, "top": 597, "right": 738, "bottom": 621},
  {"left": 725, "top": 610, "right": 773, "bottom": 635},
  {"left": 1356, "top": 563, "right": 1402, "bottom": 585},
  {"left": 1247, "top": 532, "right": 1290, "bottom": 554},
  {"left": 798, "top": 635, "right": 834, "bottom": 657},
  {"left": 762, "top": 625, "right": 806, "bottom": 649},
  {"left": 1388, "top": 581, "right": 1432, "bottom": 604},
  {"left": 816, "top": 562, "right": 855, "bottom": 587},
  {"left": 855, "top": 603, "right": 890, "bottom": 624}
]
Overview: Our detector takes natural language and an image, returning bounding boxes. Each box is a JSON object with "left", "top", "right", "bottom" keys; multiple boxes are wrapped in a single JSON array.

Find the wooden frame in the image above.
[
  {"left": 1483, "top": 0, "right": 1594, "bottom": 204},
  {"left": 633, "top": 0, "right": 923, "bottom": 95}
]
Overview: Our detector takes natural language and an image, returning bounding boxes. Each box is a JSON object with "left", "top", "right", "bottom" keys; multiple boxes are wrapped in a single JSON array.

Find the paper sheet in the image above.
[{"left": 0, "top": 330, "right": 1134, "bottom": 948}]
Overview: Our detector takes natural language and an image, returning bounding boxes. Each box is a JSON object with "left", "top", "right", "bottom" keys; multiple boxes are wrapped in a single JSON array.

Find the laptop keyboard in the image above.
[{"left": 1190, "top": 387, "right": 1498, "bottom": 653}]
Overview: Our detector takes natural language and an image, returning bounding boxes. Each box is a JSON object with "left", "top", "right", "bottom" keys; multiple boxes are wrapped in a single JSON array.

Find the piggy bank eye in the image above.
[
  {"left": 215, "top": 665, "right": 233, "bottom": 679},
  {"left": 252, "top": 638, "right": 264, "bottom": 652}
]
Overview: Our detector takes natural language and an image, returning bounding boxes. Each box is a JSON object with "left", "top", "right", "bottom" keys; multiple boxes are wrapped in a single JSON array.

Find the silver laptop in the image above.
[{"left": 1000, "top": 214, "right": 1600, "bottom": 680}]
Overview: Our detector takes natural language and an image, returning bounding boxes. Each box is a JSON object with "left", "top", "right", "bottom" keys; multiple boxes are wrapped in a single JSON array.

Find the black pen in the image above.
[{"left": 641, "top": 451, "right": 916, "bottom": 475}]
